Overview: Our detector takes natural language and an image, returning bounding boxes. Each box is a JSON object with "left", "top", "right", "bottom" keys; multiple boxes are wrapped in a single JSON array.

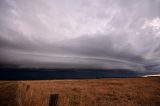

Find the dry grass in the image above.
[
  {"left": 0, "top": 77, "right": 160, "bottom": 106},
  {"left": 0, "top": 81, "right": 18, "bottom": 106}
]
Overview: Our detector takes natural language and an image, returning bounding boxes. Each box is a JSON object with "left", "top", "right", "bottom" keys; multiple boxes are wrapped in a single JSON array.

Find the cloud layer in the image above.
[{"left": 0, "top": 0, "right": 160, "bottom": 73}]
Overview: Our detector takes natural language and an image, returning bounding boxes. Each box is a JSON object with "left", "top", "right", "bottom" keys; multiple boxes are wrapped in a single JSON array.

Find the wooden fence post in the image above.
[{"left": 49, "top": 94, "right": 58, "bottom": 106}]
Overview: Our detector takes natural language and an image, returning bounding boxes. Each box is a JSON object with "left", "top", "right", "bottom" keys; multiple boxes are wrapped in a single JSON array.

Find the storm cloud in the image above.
[{"left": 0, "top": 0, "right": 160, "bottom": 73}]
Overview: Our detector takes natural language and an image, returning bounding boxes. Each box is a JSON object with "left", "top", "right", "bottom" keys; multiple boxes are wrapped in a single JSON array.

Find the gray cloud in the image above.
[{"left": 0, "top": 0, "right": 160, "bottom": 73}]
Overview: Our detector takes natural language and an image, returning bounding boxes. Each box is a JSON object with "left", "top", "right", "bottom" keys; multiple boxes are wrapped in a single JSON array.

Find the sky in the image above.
[{"left": 0, "top": 0, "right": 160, "bottom": 74}]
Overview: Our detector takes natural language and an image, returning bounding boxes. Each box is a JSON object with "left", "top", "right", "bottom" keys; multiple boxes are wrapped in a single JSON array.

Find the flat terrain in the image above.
[{"left": 0, "top": 77, "right": 160, "bottom": 106}]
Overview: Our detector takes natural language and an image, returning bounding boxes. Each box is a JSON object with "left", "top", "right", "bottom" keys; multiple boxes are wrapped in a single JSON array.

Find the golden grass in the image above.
[
  {"left": 0, "top": 81, "right": 18, "bottom": 106},
  {"left": 0, "top": 77, "right": 160, "bottom": 106}
]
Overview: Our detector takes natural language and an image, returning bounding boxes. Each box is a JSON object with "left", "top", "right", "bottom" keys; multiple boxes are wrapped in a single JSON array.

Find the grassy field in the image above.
[{"left": 0, "top": 77, "right": 160, "bottom": 106}]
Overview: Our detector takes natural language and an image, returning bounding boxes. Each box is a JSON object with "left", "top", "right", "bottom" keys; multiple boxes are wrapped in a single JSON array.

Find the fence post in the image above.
[{"left": 49, "top": 94, "right": 58, "bottom": 106}]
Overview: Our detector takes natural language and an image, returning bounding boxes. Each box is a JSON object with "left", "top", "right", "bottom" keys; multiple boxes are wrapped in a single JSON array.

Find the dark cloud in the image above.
[{"left": 0, "top": 0, "right": 160, "bottom": 74}]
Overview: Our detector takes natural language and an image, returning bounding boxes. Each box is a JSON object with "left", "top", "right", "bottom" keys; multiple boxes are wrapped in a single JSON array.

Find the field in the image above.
[{"left": 0, "top": 77, "right": 160, "bottom": 106}]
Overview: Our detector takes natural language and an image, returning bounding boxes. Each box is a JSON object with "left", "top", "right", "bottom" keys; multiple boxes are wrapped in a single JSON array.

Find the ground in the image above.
[{"left": 0, "top": 77, "right": 160, "bottom": 106}]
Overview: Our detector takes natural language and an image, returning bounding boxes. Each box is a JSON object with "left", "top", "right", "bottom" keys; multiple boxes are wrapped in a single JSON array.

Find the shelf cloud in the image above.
[{"left": 0, "top": 0, "right": 160, "bottom": 73}]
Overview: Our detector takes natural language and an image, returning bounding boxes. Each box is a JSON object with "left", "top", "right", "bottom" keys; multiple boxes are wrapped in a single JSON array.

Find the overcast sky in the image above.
[{"left": 0, "top": 0, "right": 160, "bottom": 73}]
